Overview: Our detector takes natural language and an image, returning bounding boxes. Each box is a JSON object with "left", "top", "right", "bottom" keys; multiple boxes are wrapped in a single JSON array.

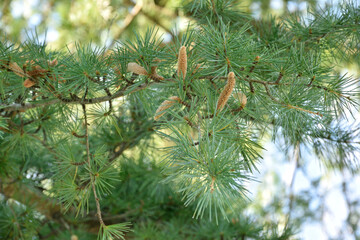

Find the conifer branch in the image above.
[
  {"left": 1, "top": 71, "right": 350, "bottom": 114},
  {"left": 0, "top": 81, "right": 154, "bottom": 111},
  {"left": 82, "top": 104, "right": 105, "bottom": 227},
  {"left": 263, "top": 83, "right": 323, "bottom": 117},
  {"left": 1, "top": 1, "right": 359, "bottom": 238},
  {"left": 285, "top": 104, "right": 323, "bottom": 117},
  {"left": 203, "top": 74, "right": 352, "bottom": 101}
]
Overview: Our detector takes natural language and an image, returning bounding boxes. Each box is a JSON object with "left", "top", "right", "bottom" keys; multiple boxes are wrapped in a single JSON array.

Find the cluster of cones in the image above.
[
  {"left": 4, "top": 47, "right": 247, "bottom": 120},
  {"left": 125, "top": 45, "right": 247, "bottom": 120}
]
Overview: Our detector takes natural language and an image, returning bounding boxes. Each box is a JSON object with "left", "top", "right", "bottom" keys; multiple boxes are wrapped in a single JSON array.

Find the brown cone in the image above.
[
  {"left": 216, "top": 72, "right": 236, "bottom": 111},
  {"left": 177, "top": 46, "right": 187, "bottom": 79}
]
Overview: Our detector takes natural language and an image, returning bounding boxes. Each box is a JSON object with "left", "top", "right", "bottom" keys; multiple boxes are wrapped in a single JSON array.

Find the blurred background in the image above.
[{"left": 1, "top": 0, "right": 359, "bottom": 239}]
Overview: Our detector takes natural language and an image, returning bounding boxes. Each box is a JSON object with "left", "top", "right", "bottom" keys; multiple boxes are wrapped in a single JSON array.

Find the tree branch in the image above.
[
  {"left": 108, "top": 1, "right": 143, "bottom": 49},
  {"left": 0, "top": 81, "right": 153, "bottom": 112}
]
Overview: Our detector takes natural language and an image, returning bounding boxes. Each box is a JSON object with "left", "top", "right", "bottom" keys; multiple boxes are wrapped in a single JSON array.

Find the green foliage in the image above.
[
  {"left": 98, "top": 223, "right": 131, "bottom": 240},
  {"left": 0, "top": 0, "right": 359, "bottom": 239},
  {"left": 160, "top": 124, "right": 252, "bottom": 222},
  {"left": 0, "top": 200, "right": 40, "bottom": 239}
]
